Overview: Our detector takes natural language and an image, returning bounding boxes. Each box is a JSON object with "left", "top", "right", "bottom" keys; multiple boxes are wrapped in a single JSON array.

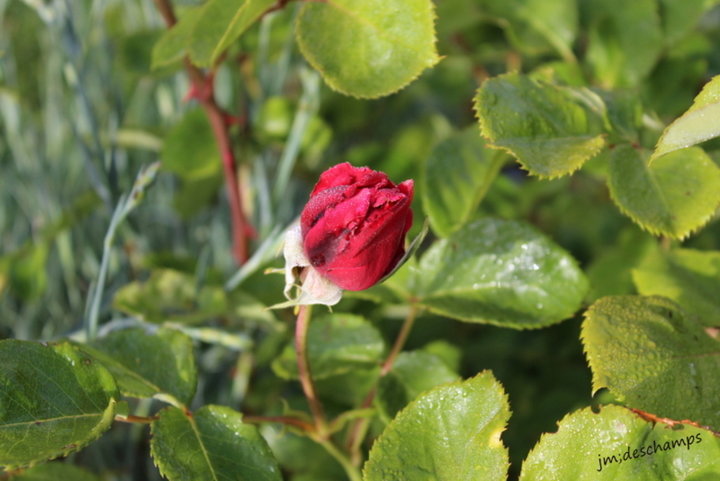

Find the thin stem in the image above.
[
  {"left": 381, "top": 305, "right": 419, "bottom": 376},
  {"left": 346, "top": 304, "right": 420, "bottom": 464},
  {"left": 316, "top": 437, "right": 364, "bottom": 481},
  {"left": 152, "top": 0, "right": 251, "bottom": 264},
  {"left": 244, "top": 415, "right": 314, "bottom": 433},
  {"left": 295, "top": 304, "right": 329, "bottom": 437},
  {"left": 204, "top": 102, "right": 250, "bottom": 264}
]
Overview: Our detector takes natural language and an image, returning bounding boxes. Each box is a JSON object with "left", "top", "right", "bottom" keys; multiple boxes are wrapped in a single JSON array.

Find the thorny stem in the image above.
[
  {"left": 346, "top": 305, "right": 421, "bottom": 465},
  {"left": 295, "top": 304, "right": 329, "bottom": 438},
  {"left": 152, "top": 0, "right": 251, "bottom": 264}
]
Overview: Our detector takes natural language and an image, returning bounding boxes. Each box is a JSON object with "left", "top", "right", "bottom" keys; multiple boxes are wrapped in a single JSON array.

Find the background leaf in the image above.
[
  {"left": 607, "top": 144, "right": 720, "bottom": 239},
  {"left": 272, "top": 314, "right": 385, "bottom": 380},
  {"left": 633, "top": 248, "right": 720, "bottom": 326},
  {"left": 478, "top": 0, "right": 578, "bottom": 61},
  {"left": 151, "top": 7, "right": 201, "bottom": 69},
  {"left": 162, "top": 109, "right": 221, "bottom": 181},
  {"left": 474, "top": 73, "right": 606, "bottom": 178},
  {"left": 375, "top": 351, "right": 460, "bottom": 421},
  {"left": 81, "top": 327, "right": 197, "bottom": 405},
  {"left": 582, "top": 296, "right": 720, "bottom": 430},
  {"left": 188, "top": 0, "right": 276, "bottom": 67},
  {"left": 113, "top": 269, "right": 228, "bottom": 324},
  {"left": 658, "top": 0, "right": 719, "bottom": 47},
  {"left": 583, "top": 0, "right": 663, "bottom": 88},
  {"left": 295, "top": 0, "right": 439, "bottom": 98},
  {"left": 364, "top": 371, "right": 510, "bottom": 481},
  {"left": 0, "top": 341, "right": 117, "bottom": 469},
  {"left": 421, "top": 128, "right": 504, "bottom": 237},
  {"left": 652, "top": 75, "right": 720, "bottom": 159},
  {"left": 410, "top": 218, "right": 588, "bottom": 328},
  {"left": 150, "top": 405, "right": 282, "bottom": 481},
  {"left": 520, "top": 405, "right": 720, "bottom": 480}
]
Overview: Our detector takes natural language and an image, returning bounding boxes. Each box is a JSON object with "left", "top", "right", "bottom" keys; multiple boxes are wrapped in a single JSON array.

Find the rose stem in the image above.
[
  {"left": 152, "top": 0, "right": 251, "bottom": 264},
  {"left": 243, "top": 415, "right": 315, "bottom": 433},
  {"left": 295, "top": 304, "right": 329, "bottom": 437},
  {"left": 345, "top": 304, "right": 420, "bottom": 464}
]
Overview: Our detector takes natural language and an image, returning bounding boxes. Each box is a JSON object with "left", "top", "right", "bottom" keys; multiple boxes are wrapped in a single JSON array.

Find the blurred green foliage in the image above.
[{"left": 2, "top": 0, "right": 720, "bottom": 479}]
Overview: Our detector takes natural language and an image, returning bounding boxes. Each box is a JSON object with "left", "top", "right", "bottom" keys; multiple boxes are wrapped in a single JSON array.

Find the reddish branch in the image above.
[{"left": 153, "top": 0, "right": 251, "bottom": 264}]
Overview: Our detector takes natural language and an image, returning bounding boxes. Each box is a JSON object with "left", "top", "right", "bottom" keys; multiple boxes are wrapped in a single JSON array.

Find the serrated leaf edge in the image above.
[
  {"left": 0, "top": 343, "right": 119, "bottom": 471},
  {"left": 606, "top": 146, "right": 720, "bottom": 240},
  {"left": 473, "top": 74, "right": 608, "bottom": 179},
  {"left": 295, "top": 0, "right": 440, "bottom": 99},
  {"left": 363, "top": 370, "right": 511, "bottom": 480}
]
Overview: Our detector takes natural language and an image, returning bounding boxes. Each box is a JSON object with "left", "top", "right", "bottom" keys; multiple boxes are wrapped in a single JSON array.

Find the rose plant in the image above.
[{"left": 1, "top": 0, "right": 720, "bottom": 480}]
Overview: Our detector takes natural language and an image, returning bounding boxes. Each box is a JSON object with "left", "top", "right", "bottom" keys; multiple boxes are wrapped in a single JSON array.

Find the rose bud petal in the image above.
[{"left": 300, "top": 163, "right": 414, "bottom": 291}]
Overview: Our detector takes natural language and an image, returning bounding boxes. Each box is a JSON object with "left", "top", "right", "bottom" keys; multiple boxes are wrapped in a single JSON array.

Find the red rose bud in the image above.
[{"left": 300, "top": 162, "right": 414, "bottom": 291}]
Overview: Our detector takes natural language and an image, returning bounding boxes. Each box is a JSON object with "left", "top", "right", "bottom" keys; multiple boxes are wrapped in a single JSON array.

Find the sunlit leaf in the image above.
[
  {"left": 520, "top": 405, "right": 720, "bottom": 480},
  {"left": 364, "top": 372, "right": 509, "bottom": 481},
  {"left": 607, "top": 144, "right": 720, "bottom": 239},
  {"left": 474, "top": 73, "right": 606, "bottom": 178},
  {"left": 582, "top": 296, "right": 720, "bottom": 430},
  {"left": 296, "top": 0, "right": 439, "bottom": 98},
  {"left": 652, "top": 75, "right": 720, "bottom": 159}
]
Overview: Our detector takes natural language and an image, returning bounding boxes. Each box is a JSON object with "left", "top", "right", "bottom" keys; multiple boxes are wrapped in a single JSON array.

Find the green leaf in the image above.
[
  {"left": 188, "top": 0, "right": 276, "bottom": 67},
  {"left": 652, "top": 76, "right": 720, "bottom": 160},
  {"left": 151, "top": 7, "right": 201, "bottom": 69},
  {"left": 474, "top": 73, "right": 606, "bottom": 178},
  {"left": 11, "top": 463, "right": 102, "bottom": 481},
  {"left": 7, "top": 243, "right": 48, "bottom": 300},
  {"left": 586, "top": 229, "right": 655, "bottom": 302},
  {"left": 172, "top": 173, "right": 222, "bottom": 219},
  {"left": 272, "top": 314, "right": 384, "bottom": 380},
  {"left": 607, "top": 144, "right": 720, "bottom": 239},
  {"left": 584, "top": 0, "right": 663, "bottom": 88},
  {"left": 582, "top": 296, "right": 720, "bottom": 430},
  {"left": 376, "top": 351, "right": 460, "bottom": 421},
  {"left": 633, "top": 248, "right": 720, "bottom": 327},
  {"left": 162, "top": 109, "right": 221, "bottom": 181},
  {"left": 659, "top": 0, "right": 719, "bottom": 46},
  {"left": 0, "top": 341, "right": 117, "bottom": 469},
  {"left": 265, "top": 432, "right": 346, "bottom": 480},
  {"left": 519, "top": 405, "right": 720, "bottom": 480},
  {"left": 81, "top": 327, "right": 197, "bottom": 405},
  {"left": 113, "top": 269, "right": 228, "bottom": 324},
  {"left": 363, "top": 371, "right": 510, "bottom": 481},
  {"left": 479, "top": 0, "right": 577, "bottom": 61},
  {"left": 150, "top": 405, "right": 282, "bottom": 481},
  {"left": 295, "top": 0, "right": 439, "bottom": 98},
  {"left": 410, "top": 218, "right": 588, "bottom": 328},
  {"left": 421, "top": 128, "right": 504, "bottom": 238}
]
